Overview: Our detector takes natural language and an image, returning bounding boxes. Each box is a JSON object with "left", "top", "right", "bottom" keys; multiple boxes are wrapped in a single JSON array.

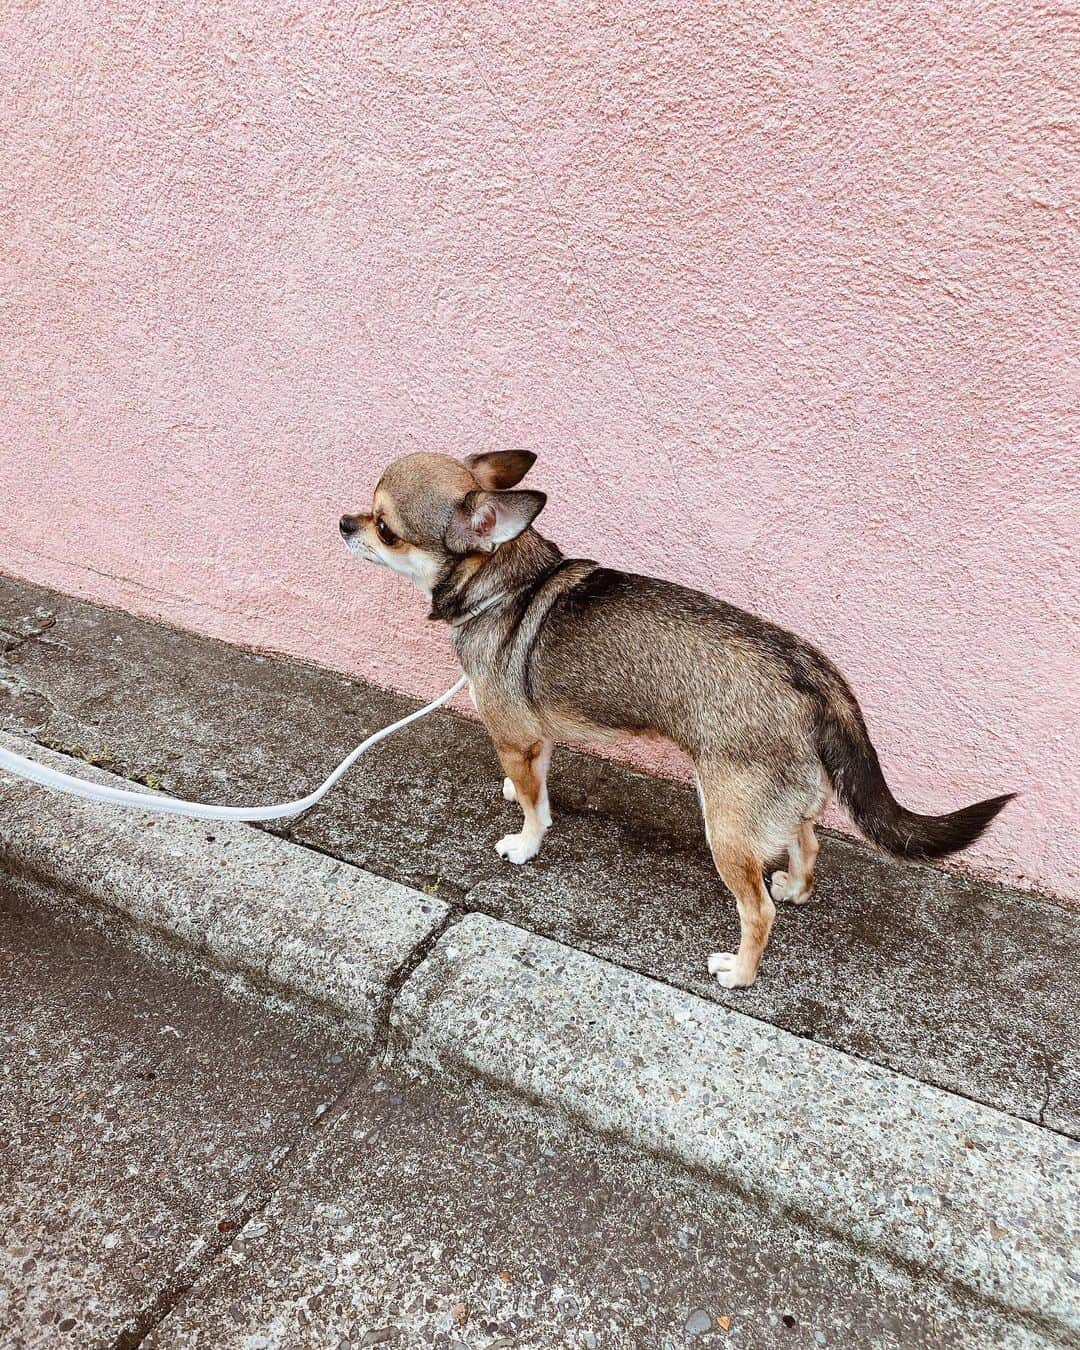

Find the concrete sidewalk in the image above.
[
  {"left": 1, "top": 574, "right": 1076, "bottom": 1137},
  {"left": 0, "top": 730, "right": 450, "bottom": 1046},
  {"left": 395, "top": 915, "right": 1078, "bottom": 1335},
  {"left": 1, "top": 733, "right": 1077, "bottom": 1342},
  {"left": 1, "top": 574, "right": 1078, "bottom": 1344}
]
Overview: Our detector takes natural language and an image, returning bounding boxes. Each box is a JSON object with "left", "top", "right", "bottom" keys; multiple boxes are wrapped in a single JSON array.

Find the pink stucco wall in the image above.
[{"left": 1, "top": 2, "right": 1076, "bottom": 899}]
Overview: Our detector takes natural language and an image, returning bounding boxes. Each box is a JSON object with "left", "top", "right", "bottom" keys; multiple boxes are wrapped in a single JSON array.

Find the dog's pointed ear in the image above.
[
  {"left": 465, "top": 450, "right": 537, "bottom": 491},
  {"left": 445, "top": 489, "right": 547, "bottom": 553}
]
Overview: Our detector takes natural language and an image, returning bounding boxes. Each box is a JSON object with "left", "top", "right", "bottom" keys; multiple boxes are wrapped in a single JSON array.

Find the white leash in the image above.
[{"left": 0, "top": 674, "right": 469, "bottom": 823}]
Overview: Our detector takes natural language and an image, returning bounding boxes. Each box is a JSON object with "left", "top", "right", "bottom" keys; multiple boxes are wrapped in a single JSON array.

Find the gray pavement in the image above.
[
  {"left": 1, "top": 574, "right": 1076, "bottom": 1138},
  {"left": 146, "top": 1076, "right": 1015, "bottom": 1350},
  {"left": 0, "top": 880, "right": 1045, "bottom": 1349},
  {"left": 0, "top": 878, "right": 353, "bottom": 1346},
  {"left": 4, "top": 733, "right": 1076, "bottom": 1338}
]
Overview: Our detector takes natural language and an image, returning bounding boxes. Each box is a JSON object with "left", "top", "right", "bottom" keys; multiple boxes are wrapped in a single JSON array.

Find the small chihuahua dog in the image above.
[{"left": 341, "top": 451, "right": 1012, "bottom": 989}]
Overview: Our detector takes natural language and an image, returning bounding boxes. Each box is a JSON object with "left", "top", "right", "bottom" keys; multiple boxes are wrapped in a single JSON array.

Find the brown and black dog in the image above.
[{"left": 341, "top": 450, "right": 1012, "bottom": 989}]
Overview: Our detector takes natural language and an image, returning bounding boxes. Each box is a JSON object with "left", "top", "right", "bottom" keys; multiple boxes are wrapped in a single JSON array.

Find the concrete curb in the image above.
[
  {"left": 391, "top": 913, "right": 1079, "bottom": 1339},
  {"left": 0, "top": 732, "right": 450, "bottom": 1045}
]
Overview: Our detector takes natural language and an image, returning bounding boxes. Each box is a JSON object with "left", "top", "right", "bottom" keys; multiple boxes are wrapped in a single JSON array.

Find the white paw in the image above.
[
  {"left": 495, "top": 832, "right": 540, "bottom": 865},
  {"left": 770, "top": 869, "right": 811, "bottom": 905},
  {"left": 706, "top": 952, "right": 755, "bottom": 989},
  {"left": 769, "top": 870, "right": 793, "bottom": 903},
  {"left": 706, "top": 951, "right": 734, "bottom": 975},
  {"left": 502, "top": 777, "right": 517, "bottom": 803}
]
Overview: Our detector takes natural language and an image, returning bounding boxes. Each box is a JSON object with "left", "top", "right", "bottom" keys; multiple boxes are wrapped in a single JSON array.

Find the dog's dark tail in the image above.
[{"left": 814, "top": 696, "right": 1014, "bottom": 861}]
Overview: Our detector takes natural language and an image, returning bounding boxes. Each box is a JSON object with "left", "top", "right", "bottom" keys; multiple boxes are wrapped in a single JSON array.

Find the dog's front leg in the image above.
[{"left": 494, "top": 737, "right": 553, "bottom": 864}]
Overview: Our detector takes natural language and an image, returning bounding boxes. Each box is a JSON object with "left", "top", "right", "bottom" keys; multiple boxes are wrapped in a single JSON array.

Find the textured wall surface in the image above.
[{"left": 1, "top": 2, "right": 1076, "bottom": 898}]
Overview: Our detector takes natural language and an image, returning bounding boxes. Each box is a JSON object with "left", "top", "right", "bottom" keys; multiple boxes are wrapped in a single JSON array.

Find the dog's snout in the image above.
[{"left": 339, "top": 514, "right": 359, "bottom": 537}]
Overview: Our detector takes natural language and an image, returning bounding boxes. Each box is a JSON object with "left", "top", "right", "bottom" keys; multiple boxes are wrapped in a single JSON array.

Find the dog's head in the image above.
[{"left": 339, "top": 451, "right": 546, "bottom": 593}]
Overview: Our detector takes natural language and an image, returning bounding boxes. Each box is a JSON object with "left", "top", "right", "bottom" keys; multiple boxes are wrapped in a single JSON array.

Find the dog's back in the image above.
[{"left": 533, "top": 567, "right": 821, "bottom": 756}]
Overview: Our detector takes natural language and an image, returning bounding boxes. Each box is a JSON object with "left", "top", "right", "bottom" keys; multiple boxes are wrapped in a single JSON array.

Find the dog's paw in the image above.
[
  {"left": 769, "top": 869, "right": 812, "bottom": 905},
  {"left": 502, "top": 777, "right": 518, "bottom": 803},
  {"left": 495, "top": 832, "right": 539, "bottom": 865},
  {"left": 706, "top": 951, "right": 755, "bottom": 989},
  {"left": 768, "top": 870, "right": 789, "bottom": 902}
]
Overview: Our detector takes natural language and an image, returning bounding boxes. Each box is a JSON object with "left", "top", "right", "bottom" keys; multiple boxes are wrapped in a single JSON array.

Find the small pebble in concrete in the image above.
[{"left": 685, "top": 1308, "right": 713, "bottom": 1335}]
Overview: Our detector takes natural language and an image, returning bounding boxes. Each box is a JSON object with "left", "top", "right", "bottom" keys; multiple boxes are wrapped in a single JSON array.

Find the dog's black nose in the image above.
[{"left": 339, "top": 514, "right": 359, "bottom": 537}]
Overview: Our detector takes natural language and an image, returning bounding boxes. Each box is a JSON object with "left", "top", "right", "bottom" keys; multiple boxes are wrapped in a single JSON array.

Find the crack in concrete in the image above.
[
  {"left": 114, "top": 1064, "right": 368, "bottom": 1350},
  {"left": 377, "top": 906, "right": 462, "bottom": 1068},
  {"left": 1037, "top": 1062, "right": 1054, "bottom": 1128}
]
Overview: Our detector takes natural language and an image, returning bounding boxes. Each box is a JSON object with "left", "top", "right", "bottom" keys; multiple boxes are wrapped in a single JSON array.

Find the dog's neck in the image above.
[{"left": 429, "top": 529, "right": 563, "bottom": 626}]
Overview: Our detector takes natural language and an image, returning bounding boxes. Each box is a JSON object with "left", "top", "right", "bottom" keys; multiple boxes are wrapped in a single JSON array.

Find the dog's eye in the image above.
[{"left": 376, "top": 517, "right": 399, "bottom": 546}]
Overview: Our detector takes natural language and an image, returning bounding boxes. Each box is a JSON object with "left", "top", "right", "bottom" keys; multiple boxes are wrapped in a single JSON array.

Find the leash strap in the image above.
[{"left": 0, "top": 675, "right": 469, "bottom": 823}]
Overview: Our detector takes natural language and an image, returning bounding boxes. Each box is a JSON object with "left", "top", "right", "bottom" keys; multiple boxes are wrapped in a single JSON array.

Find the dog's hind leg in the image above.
[
  {"left": 495, "top": 737, "right": 552, "bottom": 864},
  {"left": 698, "top": 770, "right": 776, "bottom": 989},
  {"left": 705, "top": 841, "right": 776, "bottom": 989},
  {"left": 770, "top": 817, "right": 820, "bottom": 905}
]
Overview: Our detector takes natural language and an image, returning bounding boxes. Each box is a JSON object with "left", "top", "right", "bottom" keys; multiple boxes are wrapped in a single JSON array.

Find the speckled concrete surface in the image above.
[
  {"left": 2, "top": 757, "right": 1072, "bottom": 1348},
  {"left": 0, "top": 878, "right": 353, "bottom": 1348},
  {"left": 5, "top": 876, "right": 1052, "bottom": 1349},
  {"left": 145, "top": 1074, "right": 1039, "bottom": 1350},
  {"left": 393, "top": 916, "right": 1080, "bottom": 1340},
  {"left": 0, "top": 729, "right": 449, "bottom": 1045},
  {"left": 2, "top": 577, "right": 1075, "bottom": 1136}
]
